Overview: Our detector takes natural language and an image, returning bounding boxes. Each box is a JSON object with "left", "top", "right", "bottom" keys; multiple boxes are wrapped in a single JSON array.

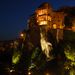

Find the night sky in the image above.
[{"left": 0, "top": 0, "right": 75, "bottom": 40}]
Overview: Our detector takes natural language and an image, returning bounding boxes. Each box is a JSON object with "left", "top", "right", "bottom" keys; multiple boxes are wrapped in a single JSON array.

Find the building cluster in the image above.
[{"left": 20, "top": 2, "right": 75, "bottom": 48}]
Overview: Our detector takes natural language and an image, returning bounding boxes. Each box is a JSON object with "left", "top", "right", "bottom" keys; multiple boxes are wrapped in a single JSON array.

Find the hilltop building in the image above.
[{"left": 28, "top": 2, "right": 65, "bottom": 44}]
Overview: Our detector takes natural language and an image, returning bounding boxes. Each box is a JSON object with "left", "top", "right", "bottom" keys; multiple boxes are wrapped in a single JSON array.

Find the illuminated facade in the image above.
[
  {"left": 35, "top": 3, "right": 52, "bottom": 27},
  {"left": 28, "top": 2, "right": 66, "bottom": 42}
]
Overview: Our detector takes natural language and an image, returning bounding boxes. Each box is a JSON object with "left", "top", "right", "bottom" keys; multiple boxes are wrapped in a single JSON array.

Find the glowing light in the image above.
[
  {"left": 37, "top": 9, "right": 48, "bottom": 16},
  {"left": 59, "top": 25, "right": 63, "bottom": 29},
  {"left": 12, "top": 51, "right": 21, "bottom": 64},
  {"left": 28, "top": 71, "right": 32, "bottom": 75},
  {"left": 37, "top": 10, "right": 43, "bottom": 16},
  {"left": 20, "top": 33, "right": 24, "bottom": 37},
  {"left": 39, "top": 21, "right": 47, "bottom": 25},
  {"left": 53, "top": 24, "right": 57, "bottom": 29},
  {"left": 10, "top": 70, "right": 14, "bottom": 73},
  {"left": 40, "top": 32, "right": 53, "bottom": 60},
  {"left": 47, "top": 16, "right": 51, "bottom": 21},
  {"left": 36, "top": 8, "right": 51, "bottom": 26},
  {"left": 37, "top": 15, "right": 51, "bottom": 22}
]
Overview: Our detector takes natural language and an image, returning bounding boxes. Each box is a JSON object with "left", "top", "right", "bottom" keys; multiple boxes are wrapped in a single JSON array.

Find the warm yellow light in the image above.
[
  {"left": 37, "top": 15, "right": 51, "bottom": 22},
  {"left": 42, "top": 9, "right": 48, "bottom": 15},
  {"left": 53, "top": 24, "right": 57, "bottom": 29},
  {"left": 20, "top": 33, "right": 24, "bottom": 37},
  {"left": 39, "top": 21, "right": 47, "bottom": 25},
  {"left": 37, "top": 9, "right": 48, "bottom": 16},
  {"left": 45, "top": 72, "right": 50, "bottom": 75},
  {"left": 47, "top": 16, "right": 51, "bottom": 21},
  {"left": 37, "top": 10, "right": 43, "bottom": 16},
  {"left": 37, "top": 16, "right": 44, "bottom": 22},
  {"left": 36, "top": 9, "right": 51, "bottom": 26},
  {"left": 28, "top": 71, "right": 31, "bottom": 75},
  {"left": 59, "top": 25, "right": 63, "bottom": 29}
]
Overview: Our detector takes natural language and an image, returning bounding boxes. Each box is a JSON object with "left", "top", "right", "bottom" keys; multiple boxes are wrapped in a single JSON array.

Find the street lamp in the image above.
[
  {"left": 20, "top": 32, "right": 26, "bottom": 41},
  {"left": 20, "top": 33, "right": 24, "bottom": 37}
]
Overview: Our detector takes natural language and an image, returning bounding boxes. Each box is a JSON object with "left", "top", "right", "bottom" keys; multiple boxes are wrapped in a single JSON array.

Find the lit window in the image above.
[
  {"left": 53, "top": 24, "right": 57, "bottom": 29},
  {"left": 37, "top": 15, "right": 51, "bottom": 23},
  {"left": 47, "top": 16, "right": 51, "bottom": 21},
  {"left": 37, "top": 10, "right": 43, "bottom": 15},
  {"left": 36, "top": 9, "right": 51, "bottom": 25},
  {"left": 37, "top": 16, "right": 44, "bottom": 21},
  {"left": 37, "top": 9, "right": 48, "bottom": 16},
  {"left": 39, "top": 21, "right": 47, "bottom": 25},
  {"left": 59, "top": 25, "right": 63, "bottom": 29}
]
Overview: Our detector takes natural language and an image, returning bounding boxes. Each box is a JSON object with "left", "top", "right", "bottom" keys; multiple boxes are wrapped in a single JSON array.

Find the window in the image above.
[
  {"left": 37, "top": 15, "right": 51, "bottom": 23},
  {"left": 53, "top": 24, "right": 57, "bottom": 29},
  {"left": 37, "top": 9, "right": 48, "bottom": 16},
  {"left": 36, "top": 9, "right": 51, "bottom": 25},
  {"left": 47, "top": 16, "right": 51, "bottom": 21},
  {"left": 59, "top": 25, "right": 63, "bottom": 29},
  {"left": 39, "top": 21, "right": 47, "bottom": 25}
]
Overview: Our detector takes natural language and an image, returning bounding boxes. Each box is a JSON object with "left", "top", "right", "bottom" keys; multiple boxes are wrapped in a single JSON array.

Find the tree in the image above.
[{"left": 64, "top": 41, "right": 75, "bottom": 75}]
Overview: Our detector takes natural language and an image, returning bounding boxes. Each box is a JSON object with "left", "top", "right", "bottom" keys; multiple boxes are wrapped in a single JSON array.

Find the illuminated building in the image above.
[
  {"left": 35, "top": 3, "right": 52, "bottom": 27},
  {"left": 27, "top": 2, "right": 66, "bottom": 43}
]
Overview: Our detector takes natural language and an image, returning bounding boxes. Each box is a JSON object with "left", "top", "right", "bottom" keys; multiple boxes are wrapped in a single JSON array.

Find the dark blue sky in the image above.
[{"left": 0, "top": 0, "right": 75, "bottom": 40}]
